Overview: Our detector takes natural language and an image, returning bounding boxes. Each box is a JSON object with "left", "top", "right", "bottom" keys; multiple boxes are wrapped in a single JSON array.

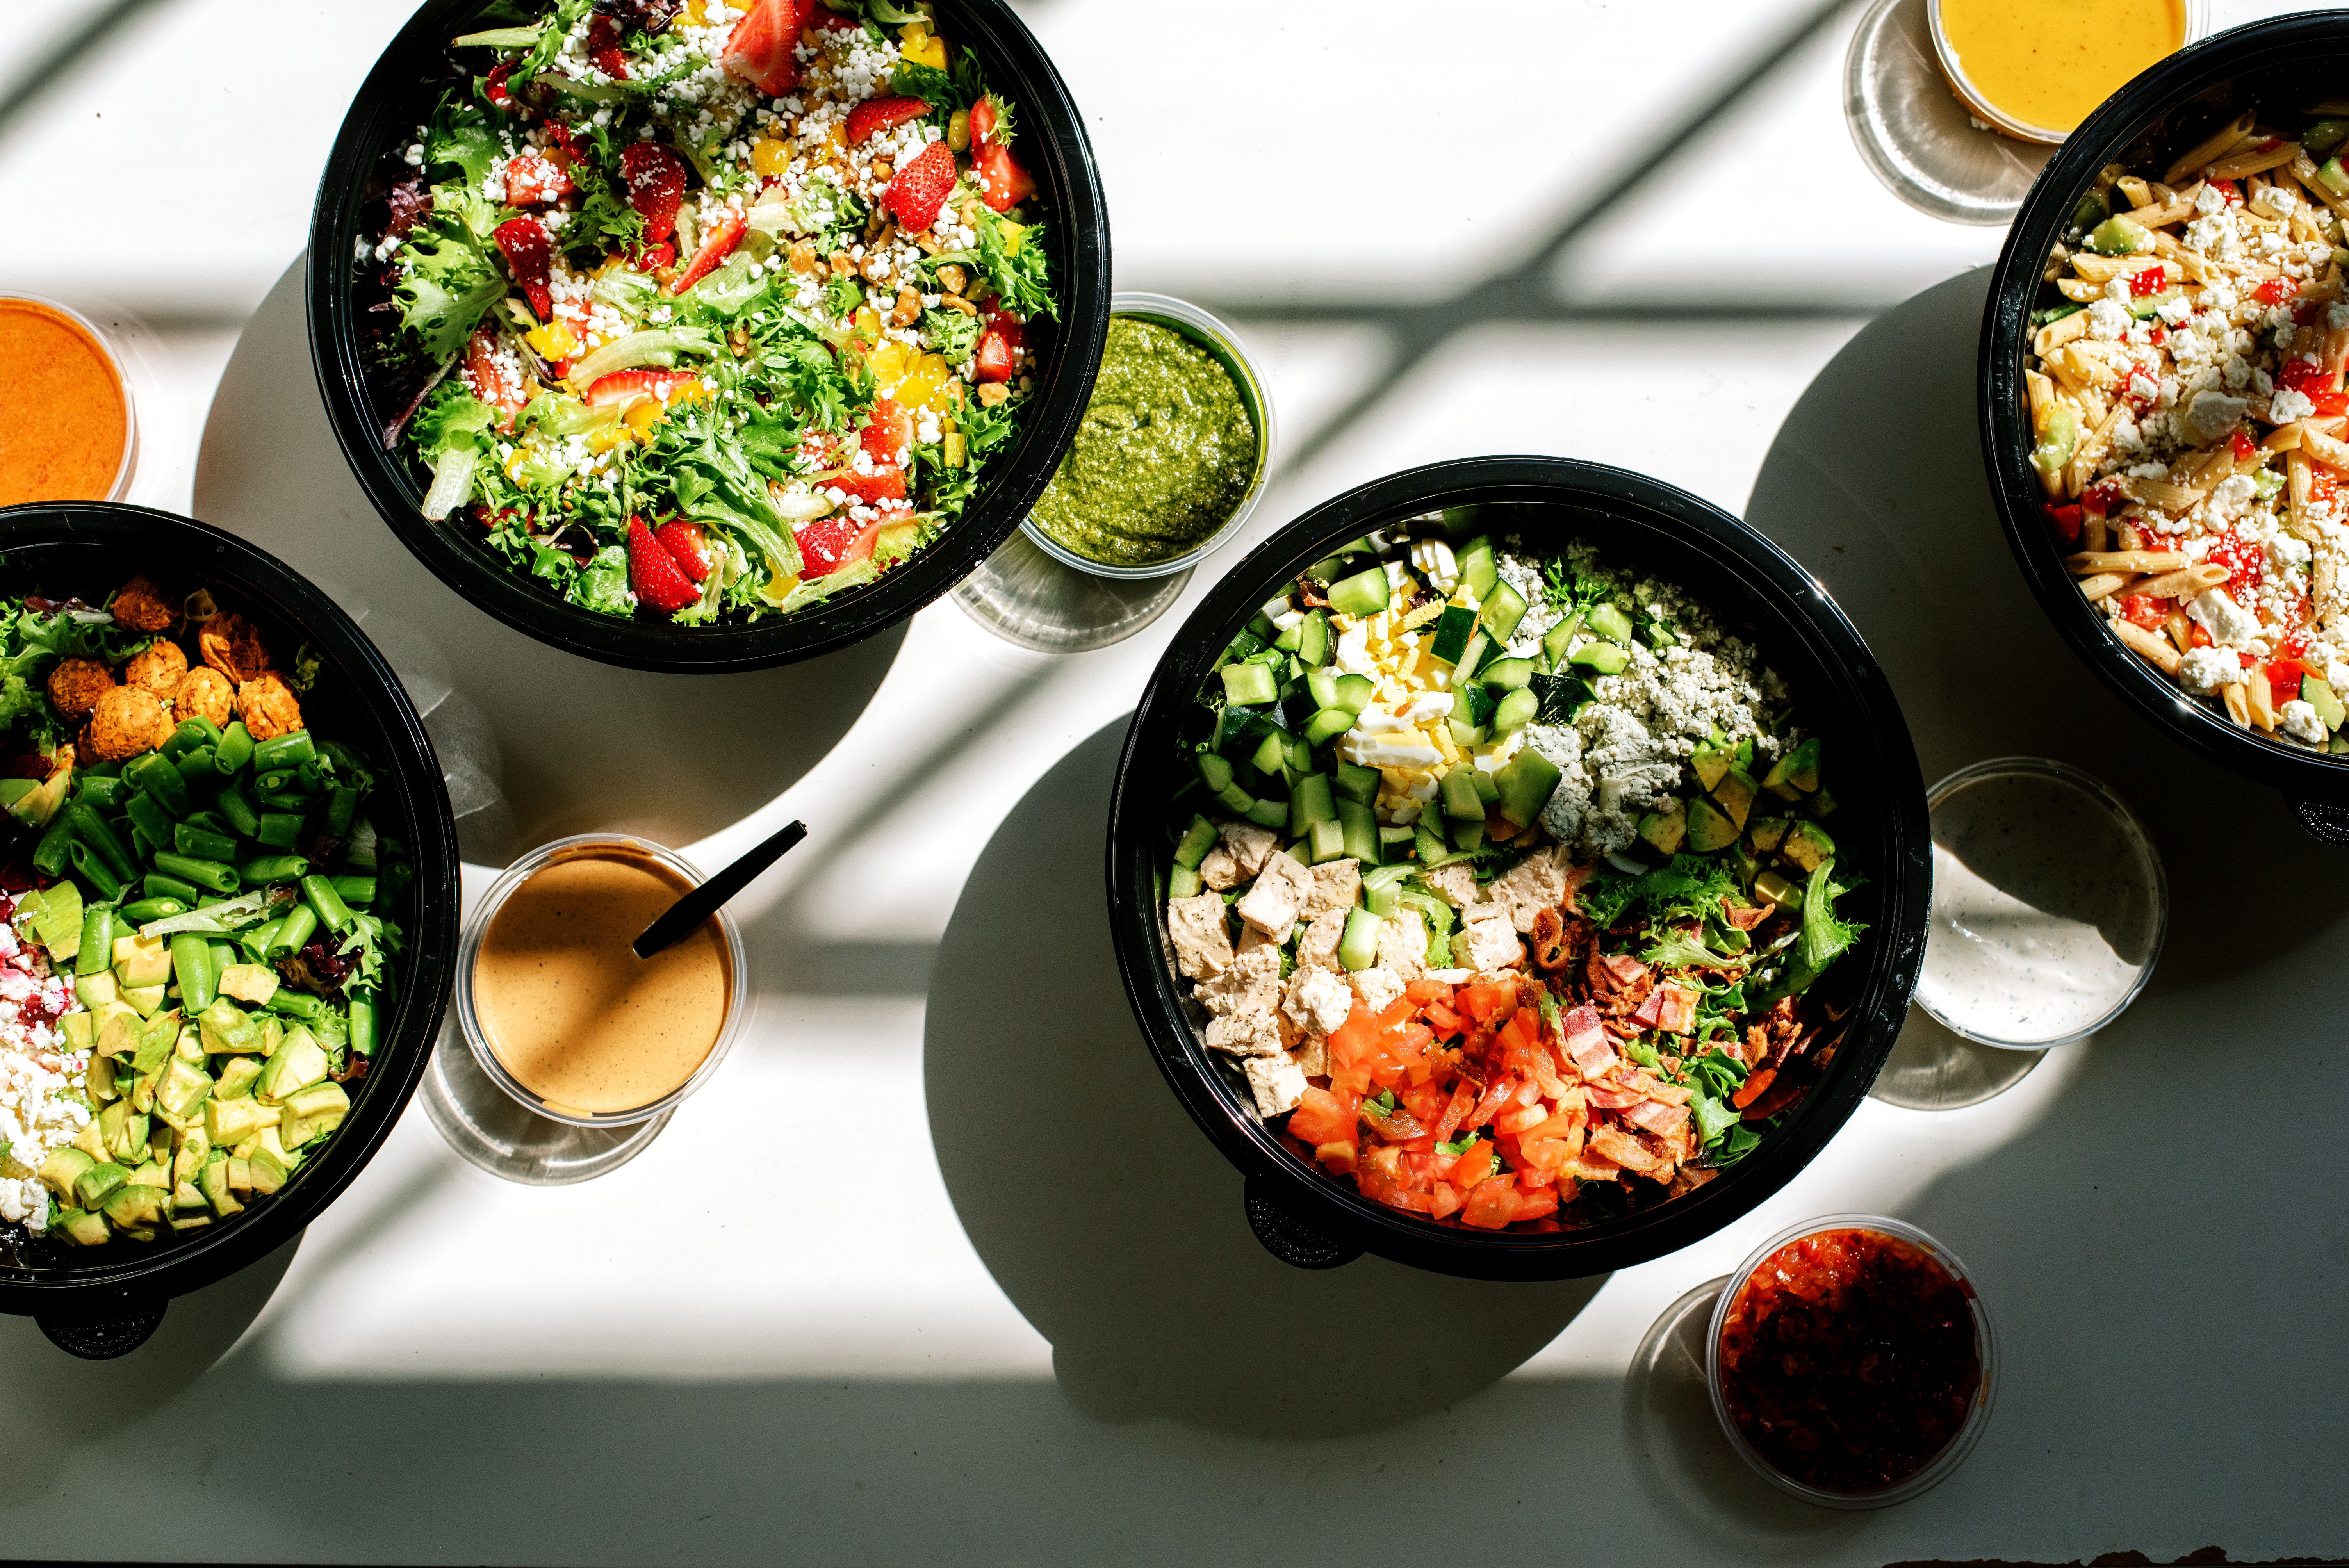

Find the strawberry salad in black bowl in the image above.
[{"left": 310, "top": 0, "right": 1111, "bottom": 671}]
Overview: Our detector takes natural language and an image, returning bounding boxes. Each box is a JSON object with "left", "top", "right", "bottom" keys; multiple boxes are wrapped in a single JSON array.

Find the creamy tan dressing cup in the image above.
[{"left": 455, "top": 835, "right": 747, "bottom": 1126}]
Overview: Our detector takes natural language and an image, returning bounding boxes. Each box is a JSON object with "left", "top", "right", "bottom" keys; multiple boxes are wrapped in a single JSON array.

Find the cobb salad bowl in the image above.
[
  {"left": 0, "top": 504, "right": 459, "bottom": 1355},
  {"left": 308, "top": 0, "right": 1112, "bottom": 673},
  {"left": 1982, "top": 12, "right": 2349, "bottom": 836},
  {"left": 1106, "top": 458, "right": 1932, "bottom": 1282}
]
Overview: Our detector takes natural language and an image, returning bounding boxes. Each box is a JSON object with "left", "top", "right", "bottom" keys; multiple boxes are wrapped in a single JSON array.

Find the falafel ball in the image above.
[
  {"left": 110, "top": 575, "right": 175, "bottom": 634},
  {"left": 235, "top": 673, "right": 304, "bottom": 743},
  {"left": 198, "top": 611, "right": 272, "bottom": 684},
  {"left": 123, "top": 638, "right": 189, "bottom": 700},
  {"left": 45, "top": 657, "right": 116, "bottom": 720},
  {"left": 87, "top": 686, "right": 172, "bottom": 762},
  {"left": 173, "top": 666, "right": 235, "bottom": 729}
]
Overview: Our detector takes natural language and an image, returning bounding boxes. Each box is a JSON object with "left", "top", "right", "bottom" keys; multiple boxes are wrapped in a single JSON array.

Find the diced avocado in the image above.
[
  {"left": 1713, "top": 767, "right": 1759, "bottom": 830},
  {"left": 59, "top": 1010, "right": 94, "bottom": 1054},
  {"left": 216, "top": 963, "right": 282, "bottom": 1011},
  {"left": 1685, "top": 796, "right": 1741, "bottom": 852},
  {"left": 1495, "top": 748, "right": 1562, "bottom": 830},
  {"left": 1782, "top": 820, "right": 1836, "bottom": 874},
  {"left": 173, "top": 1180, "right": 207, "bottom": 1212},
  {"left": 173, "top": 1124, "right": 210, "bottom": 1189},
  {"left": 1480, "top": 581, "right": 1528, "bottom": 643},
  {"left": 258, "top": 1032, "right": 331, "bottom": 1105},
  {"left": 7, "top": 767, "right": 70, "bottom": 831},
  {"left": 155, "top": 1057, "right": 216, "bottom": 1121},
  {"left": 198, "top": 997, "right": 262, "bottom": 1055},
  {"left": 127, "top": 1067, "right": 155, "bottom": 1115},
  {"left": 85, "top": 1050, "right": 117, "bottom": 1105},
  {"left": 120, "top": 983, "right": 168, "bottom": 1019},
  {"left": 1568, "top": 640, "right": 1628, "bottom": 675},
  {"left": 102, "top": 1181, "right": 168, "bottom": 1232},
  {"left": 1457, "top": 535, "right": 1498, "bottom": 601},
  {"left": 2305, "top": 675, "right": 2348, "bottom": 732},
  {"left": 168, "top": 1211, "right": 213, "bottom": 1234},
  {"left": 1691, "top": 746, "right": 1732, "bottom": 792},
  {"left": 1754, "top": 870, "right": 1804, "bottom": 911},
  {"left": 1429, "top": 605, "right": 1477, "bottom": 665},
  {"left": 1638, "top": 801, "right": 1688, "bottom": 857},
  {"left": 175, "top": 1022, "right": 205, "bottom": 1063},
  {"left": 200, "top": 1158, "right": 242, "bottom": 1217},
  {"left": 1783, "top": 737, "right": 1822, "bottom": 794},
  {"left": 214, "top": 1056, "right": 263, "bottom": 1102},
  {"left": 245, "top": 1147, "right": 289, "bottom": 1196},
  {"left": 1761, "top": 753, "right": 1801, "bottom": 801},
  {"left": 28, "top": 878, "right": 82, "bottom": 959},
  {"left": 1440, "top": 765, "right": 1485, "bottom": 821},
  {"left": 1808, "top": 786, "right": 1839, "bottom": 818},
  {"left": 1748, "top": 816, "right": 1791, "bottom": 852},
  {"left": 146, "top": 1119, "right": 171, "bottom": 1166},
  {"left": 204, "top": 1096, "right": 280, "bottom": 1146},
  {"left": 56, "top": 1208, "right": 111, "bottom": 1246},
  {"left": 130, "top": 1013, "right": 175, "bottom": 1075},
  {"left": 98, "top": 1101, "right": 137, "bottom": 1163},
  {"left": 1336, "top": 797, "right": 1381, "bottom": 864},
  {"left": 111, "top": 933, "right": 173, "bottom": 989},
  {"left": 37, "top": 1146, "right": 96, "bottom": 1202},
  {"left": 1338, "top": 907, "right": 1383, "bottom": 972},
  {"left": 75, "top": 970, "right": 119, "bottom": 1013},
  {"left": 1173, "top": 816, "right": 1218, "bottom": 870},
  {"left": 74, "top": 1160, "right": 129, "bottom": 1210},
  {"left": 225, "top": 1156, "right": 252, "bottom": 1195},
  {"left": 1727, "top": 836, "right": 1759, "bottom": 886},
  {"left": 70, "top": 1120, "right": 107, "bottom": 1160},
  {"left": 282, "top": 1082, "right": 351, "bottom": 1147}
]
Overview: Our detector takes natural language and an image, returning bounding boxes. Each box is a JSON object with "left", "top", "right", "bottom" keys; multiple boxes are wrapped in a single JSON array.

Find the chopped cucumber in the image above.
[
  {"left": 1413, "top": 821, "right": 1448, "bottom": 865},
  {"left": 1333, "top": 761, "right": 1381, "bottom": 805},
  {"left": 1540, "top": 615, "right": 1581, "bottom": 670},
  {"left": 2305, "top": 117, "right": 2349, "bottom": 157},
  {"left": 1337, "top": 908, "right": 1383, "bottom": 971},
  {"left": 1243, "top": 796, "right": 1288, "bottom": 830},
  {"left": 1490, "top": 687, "right": 1539, "bottom": 736},
  {"left": 2324, "top": 156, "right": 2349, "bottom": 198},
  {"left": 1470, "top": 769, "right": 1499, "bottom": 806},
  {"left": 1586, "top": 603, "right": 1634, "bottom": 643},
  {"left": 1449, "top": 812, "right": 1485, "bottom": 852},
  {"left": 1289, "top": 772, "right": 1337, "bottom": 833},
  {"left": 1306, "top": 666, "right": 1340, "bottom": 709},
  {"left": 1429, "top": 605, "right": 1477, "bottom": 665},
  {"left": 1527, "top": 671, "right": 1590, "bottom": 723},
  {"left": 1168, "top": 863, "right": 1201, "bottom": 898},
  {"left": 1337, "top": 798, "right": 1381, "bottom": 864},
  {"left": 1568, "top": 640, "right": 1628, "bottom": 675},
  {"left": 1304, "top": 708, "right": 1355, "bottom": 747},
  {"left": 1273, "top": 620, "right": 1301, "bottom": 653},
  {"left": 2304, "top": 674, "right": 2347, "bottom": 732},
  {"left": 1495, "top": 748, "right": 1560, "bottom": 828},
  {"left": 1480, "top": 580, "right": 1527, "bottom": 643},
  {"left": 1330, "top": 674, "right": 1377, "bottom": 713},
  {"left": 1306, "top": 817, "right": 1347, "bottom": 863},
  {"left": 1458, "top": 536, "right": 1498, "bottom": 601},
  {"left": 1481, "top": 656, "right": 1536, "bottom": 691},
  {"left": 2085, "top": 214, "right": 2153, "bottom": 254},
  {"left": 1326, "top": 566, "right": 1390, "bottom": 618},
  {"left": 1439, "top": 766, "right": 1485, "bottom": 821},
  {"left": 1457, "top": 682, "right": 1497, "bottom": 725},
  {"left": 1455, "top": 630, "right": 1494, "bottom": 679},
  {"left": 1221, "top": 662, "right": 1279, "bottom": 707},
  {"left": 1250, "top": 732, "right": 1290, "bottom": 783},
  {"left": 1296, "top": 610, "right": 1331, "bottom": 668},
  {"left": 1448, "top": 716, "right": 1485, "bottom": 748}
]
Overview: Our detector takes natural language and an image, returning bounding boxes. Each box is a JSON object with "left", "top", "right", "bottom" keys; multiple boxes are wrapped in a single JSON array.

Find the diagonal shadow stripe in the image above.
[{"left": 0, "top": 0, "right": 169, "bottom": 142}]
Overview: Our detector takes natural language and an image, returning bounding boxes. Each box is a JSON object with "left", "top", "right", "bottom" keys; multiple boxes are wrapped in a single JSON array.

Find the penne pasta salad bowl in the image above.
[
  {"left": 1106, "top": 458, "right": 1932, "bottom": 1282},
  {"left": 1984, "top": 12, "right": 2349, "bottom": 829}
]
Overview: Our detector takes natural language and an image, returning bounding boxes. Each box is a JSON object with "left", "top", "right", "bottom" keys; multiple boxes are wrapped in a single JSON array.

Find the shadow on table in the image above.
[
  {"left": 923, "top": 719, "right": 1604, "bottom": 1440},
  {"left": 1746, "top": 269, "right": 2349, "bottom": 990},
  {"left": 0, "top": 1233, "right": 298, "bottom": 1447},
  {"left": 192, "top": 259, "right": 903, "bottom": 862}
]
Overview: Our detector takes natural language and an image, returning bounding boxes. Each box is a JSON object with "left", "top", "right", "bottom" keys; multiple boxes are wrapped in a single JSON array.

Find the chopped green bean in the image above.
[
  {"left": 173, "top": 746, "right": 217, "bottom": 786},
  {"left": 125, "top": 753, "right": 191, "bottom": 818},
  {"left": 213, "top": 721, "right": 253, "bottom": 774},
  {"left": 252, "top": 732, "right": 316, "bottom": 770},
  {"left": 170, "top": 933, "right": 216, "bottom": 1013},
  {"left": 75, "top": 905, "right": 115, "bottom": 977},
  {"left": 326, "top": 784, "right": 360, "bottom": 836},
  {"left": 151, "top": 850, "right": 238, "bottom": 894},
  {"left": 255, "top": 811, "right": 303, "bottom": 849},
  {"left": 269, "top": 903, "right": 318, "bottom": 957},
  {"left": 143, "top": 871, "right": 200, "bottom": 904},
  {"left": 32, "top": 820, "right": 73, "bottom": 877},
  {"left": 349, "top": 989, "right": 379, "bottom": 1057},
  {"left": 161, "top": 717, "right": 221, "bottom": 759},
  {"left": 66, "top": 804, "right": 135, "bottom": 883},
  {"left": 71, "top": 775, "right": 127, "bottom": 810},
  {"left": 173, "top": 823, "right": 237, "bottom": 862},
  {"left": 123, "top": 791, "right": 175, "bottom": 855},
  {"left": 67, "top": 843, "right": 123, "bottom": 902},
  {"left": 299, "top": 874, "right": 353, "bottom": 932},
  {"left": 328, "top": 875, "right": 375, "bottom": 907},
  {"left": 118, "top": 896, "right": 187, "bottom": 924},
  {"left": 214, "top": 782, "right": 261, "bottom": 838},
  {"left": 264, "top": 987, "right": 325, "bottom": 1019},
  {"left": 240, "top": 855, "right": 307, "bottom": 887}
]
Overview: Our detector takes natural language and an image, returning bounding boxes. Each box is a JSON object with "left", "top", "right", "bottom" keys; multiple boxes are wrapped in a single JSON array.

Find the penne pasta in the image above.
[
  {"left": 2114, "top": 618, "right": 2184, "bottom": 674},
  {"left": 2067, "top": 551, "right": 2188, "bottom": 574},
  {"left": 2164, "top": 112, "right": 2257, "bottom": 185},
  {"left": 2136, "top": 563, "right": 2228, "bottom": 599}
]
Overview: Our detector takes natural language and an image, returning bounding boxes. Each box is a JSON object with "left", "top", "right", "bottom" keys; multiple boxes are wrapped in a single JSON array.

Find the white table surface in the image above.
[{"left": 2, "top": 2, "right": 2344, "bottom": 1563}]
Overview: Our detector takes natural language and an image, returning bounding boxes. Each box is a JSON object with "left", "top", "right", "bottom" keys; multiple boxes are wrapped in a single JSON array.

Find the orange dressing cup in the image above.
[
  {"left": 1928, "top": 0, "right": 2204, "bottom": 145},
  {"left": 0, "top": 294, "right": 138, "bottom": 506}
]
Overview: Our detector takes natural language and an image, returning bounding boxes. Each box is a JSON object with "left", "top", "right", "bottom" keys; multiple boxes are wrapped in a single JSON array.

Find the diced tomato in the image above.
[
  {"left": 1455, "top": 982, "right": 1516, "bottom": 1025},
  {"left": 2188, "top": 620, "right": 2212, "bottom": 649},
  {"left": 1511, "top": 1186, "right": 1560, "bottom": 1222},
  {"left": 2230, "top": 428, "right": 2258, "bottom": 462},
  {"left": 1445, "top": 1140, "right": 1499, "bottom": 1189},
  {"left": 1404, "top": 977, "right": 1454, "bottom": 1005},
  {"left": 2276, "top": 356, "right": 2333, "bottom": 397},
  {"left": 2206, "top": 528, "right": 2265, "bottom": 599},
  {"left": 1463, "top": 1075, "right": 1518, "bottom": 1131},
  {"left": 2118, "top": 593, "right": 2169, "bottom": 629},
  {"left": 2128, "top": 265, "right": 2169, "bottom": 297},
  {"left": 2269, "top": 659, "right": 2305, "bottom": 708},
  {"left": 2208, "top": 178, "right": 2241, "bottom": 204},
  {"left": 1430, "top": 1082, "right": 1474, "bottom": 1145},
  {"left": 2255, "top": 277, "right": 2298, "bottom": 306},
  {"left": 1423, "top": 1001, "right": 1466, "bottom": 1037},
  {"left": 1731, "top": 1067, "right": 1777, "bottom": 1110},
  {"left": 2312, "top": 390, "right": 2349, "bottom": 417},
  {"left": 1493, "top": 1101, "right": 1549, "bottom": 1137},
  {"left": 1460, "top": 1175, "right": 1520, "bottom": 1230},
  {"left": 2081, "top": 479, "right": 2127, "bottom": 518},
  {"left": 1428, "top": 1181, "right": 1464, "bottom": 1220},
  {"left": 1287, "top": 1085, "right": 1356, "bottom": 1147},
  {"left": 2148, "top": 326, "right": 2167, "bottom": 347}
]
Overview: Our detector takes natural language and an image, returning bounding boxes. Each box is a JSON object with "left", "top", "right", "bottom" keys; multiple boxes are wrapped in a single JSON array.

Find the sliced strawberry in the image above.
[
  {"left": 667, "top": 204, "right": 749, "bottom": 295},
  {"left": 656, "top": 518, "right": 712, "bottom": 582},
  {"left": 485, "top": 61, "right": 520, "bottom": 110},
  {"left": 831, "top": 468, "right": 908, "bottom": 505},
  {"left": 884, "top": 140, "right": 957, "bottom": 232},
  {"left": 587, "top": 14, "right": 631, "bottom": 80},
  {"left": 721, "top": 0, "right": 815, "bottom": 95},
  {"left": 543, "top": 122, "right": 581, "bottom": 162},
  {"left": 584, "top": 368, "right": 703, "bottom": 408},
  {"left": 808, "top": 2, "right": 860, "bottom": 29},
  {"left": 795, "top": 510, "right": 890, "bottom": 579},
  {"left": 502, "top": 152, "right": 574, "bottom": 206},
  {"left": 974, "top": 141, "right": 1035, "bottom": 212},
  {"left": 620, "top": 141, "right": 688, "bottom": 244},
  {"left": 492, "top": 217, "right": 554, "bottom": 319},
  {"left": 637, "top": 239, "right": 677, "bottom": 273},
  {"left": 462, "top": 326, "right": 530, "bottom": 426},
  {"left": 846, "top": 96, "right": 929, "bottom": 146},
  {"left": 627, "top": 515, "right": 700, "bottom": 612},
  {"left": 860, "top": 397, "right": 914, "bottom": 465},
  {"left": 970, "top": 96, "right": 1001, "bottom": 147},
  {"left": 972, "top": 313, "right": 1022, "bottom": 383}
]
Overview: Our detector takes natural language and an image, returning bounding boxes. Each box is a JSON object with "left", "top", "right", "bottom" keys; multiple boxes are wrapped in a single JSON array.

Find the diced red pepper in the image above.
[
  {"left": 2230, "top": 428, "right": 2258, "bottom": 462},
  {"left": 2082, "top": 480, "right": 2127, "bottom": 518},
  {"left": 2269, "top": 659, "right": 2304, "bottom": 709},
  {"left": 2128, "top": 265, "right": 2169, "bottom": 297},
  {"left": 2119, "top": 593, "right": 2167, "bottom": 629},
  {"left": 2043, "top": 502, "right": 2083, "bottom": 543},
  {"left": 2255, "top": 277, "right": 2297, "bottom": 306}
]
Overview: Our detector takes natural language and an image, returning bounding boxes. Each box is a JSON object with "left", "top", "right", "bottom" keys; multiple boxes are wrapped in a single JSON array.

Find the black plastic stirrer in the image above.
[{"left": 632, "top": 818, "right": 808, "bottom": 959}]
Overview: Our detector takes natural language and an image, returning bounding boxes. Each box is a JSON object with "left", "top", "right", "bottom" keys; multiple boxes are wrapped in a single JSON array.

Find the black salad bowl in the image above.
[
  {"left": 0, "top": 504, "right": 460, "bottom": 1356},
  {"left": 1105, "top": 457, "right": 1933, "bottom": 1282},
  {"left": 308, "top": 0, "right": 1112, "bottom": 674},
  {"left": 1982, "top": 11, "right": 2349, "bottom": 838}
]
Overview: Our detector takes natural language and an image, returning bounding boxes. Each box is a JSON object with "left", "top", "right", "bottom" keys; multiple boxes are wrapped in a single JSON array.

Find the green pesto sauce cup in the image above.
[{"left": 1020, "top": 292, "right": 1277, "bottom": 581}]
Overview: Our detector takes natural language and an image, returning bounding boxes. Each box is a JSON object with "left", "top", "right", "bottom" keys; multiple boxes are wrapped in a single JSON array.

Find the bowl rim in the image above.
[
  {"left": 1705, "top": 1212, "right": 2000, "bottom": 1509},
  {"left": 0, "top": 502, "right": 461, "bottom": 1317},
  {"left": 304, "top": 0, "right": 1112, "bottom": 674},
  {"left": 1104, "top": 455, "right": 1933, "bottom": 1281},
  {"left": 1979, "top": 11, "right": 2349, "bottom": 806}
]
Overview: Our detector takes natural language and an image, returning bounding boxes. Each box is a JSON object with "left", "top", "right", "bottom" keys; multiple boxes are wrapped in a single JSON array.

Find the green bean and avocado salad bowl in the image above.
[{"left": 0, "top": 505, "right": 457, "bottom": 1341}]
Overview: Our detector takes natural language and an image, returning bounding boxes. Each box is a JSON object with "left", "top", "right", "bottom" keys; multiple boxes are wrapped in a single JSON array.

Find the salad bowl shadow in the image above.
[
  {"left": 307, "top": 0, "right": 1112, "bottom": 674},
  {"left": 0, "top": 504, "right": 460, "bottom": 1356},
  {"left": 1981, "top": 11, "right": 2349, "bottom": 839},
  {"left": 1105, "top": 457, "right": 1932, "bottom": 1283}
]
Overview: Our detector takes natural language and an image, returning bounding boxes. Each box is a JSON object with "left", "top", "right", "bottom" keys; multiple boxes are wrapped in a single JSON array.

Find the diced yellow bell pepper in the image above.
[
  {"left": 587, "top": 426, "right": 634, "bottom": 455},
  {"left": 751, "top": 138, "right": 794, "bottom": 179},
  {"left": 851, "top": 305, "right": 884, "bottom": 345},
  {"left": 867, "top": 339, "right": 916, "bottom": 388},
  {"left": 999, "top": 220, "right": 1027, "bottom": 255},
  {"left": 624, "top": 401, "right": 666, "bottom": 435},
  {"left": 524, "top": 321, "right": 581, "bottom": 360},
  {"left": 899, "top": 23, "right": 947, "bottom": 69},
  {"left": 681, "top": 0, "right": 707, "bottom": 21},
  {"left": 895, "top": 352, "right": 952, "bottom": 414}
]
